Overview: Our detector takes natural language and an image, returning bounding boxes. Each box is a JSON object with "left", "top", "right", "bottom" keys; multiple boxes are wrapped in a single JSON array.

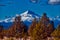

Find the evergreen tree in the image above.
[
  {"left": 0, "top": 25, "right": 4, "bottom": 39},
  {"left": 30, "top": 13, "right": 54, "bottom": 40},
  {"left": 40, "top": 13, "right": 50, "bottom": 25},
  {"left": 30, "top": 13, "right": 49, "bottom": 40},
  {"left": 51, "top": 24, "right": 60, "bottom": 37},
  {"left": 0, "top": 25, "right": 3, "bottom": 32},
  {"left": 28, "top": 18, "right": 37, "bottom": 36},
  {"left": 47, "top": 21, "right": 54, "bottom": 36},
  {"left": 8, "top": 16, "right": 27, "bottom": 38}
]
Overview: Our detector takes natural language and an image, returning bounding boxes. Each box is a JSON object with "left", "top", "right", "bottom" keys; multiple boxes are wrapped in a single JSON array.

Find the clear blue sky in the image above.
[{"left": 0, "top": 0, "right": 60, "bottom": 20}]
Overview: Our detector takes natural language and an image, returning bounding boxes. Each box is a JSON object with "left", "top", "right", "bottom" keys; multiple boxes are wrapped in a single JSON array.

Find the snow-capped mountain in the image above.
[
  {"left": 53, "top": 16, "right": 60, "bottom": 28},
  {"left": 0, "top": 10, "right": 60, "bottom": 29},
  {"left": 49, "top": 16, "right": 60, "bottom": 21},
  {"left": 0, "top": 10, "right": 40, "bottom": 23},
  {"left": 54, "top": 16, "right": 60, "bottom": 20},
  {"left": 20, "top": 10, "right": 40, "bottom": 22},
  {"left": 20, "top": 10, "right": 40, "bottom": 26},
  {"left": 49, "top": 16, "right": 60, "bottom": 28},
  {"left": 0, "top": 10, "right": 40, "bottom": 29}
]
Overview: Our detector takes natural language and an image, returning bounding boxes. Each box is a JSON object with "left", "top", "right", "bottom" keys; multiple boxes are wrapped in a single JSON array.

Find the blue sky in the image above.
[{"left": 0, "top": 0, "right": 60, "bottom": 20}]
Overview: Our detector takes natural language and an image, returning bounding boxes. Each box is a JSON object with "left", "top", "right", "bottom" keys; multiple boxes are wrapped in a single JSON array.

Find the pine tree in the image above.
[
  {"left": 8, "top": 16, "right": 27, "bottom": 38},
  {"left": 0, "top": 25, "right": 4, "bottom": 39},
  {"left": 0, "top": 25, "right": 3, "bottom": 32},
  {"left": 47, "top": 21, "right": 54, "bottom": 36},
  {"left": 28, "top": 18, "right": 37, "bottom": 36},
  {"left": 51, "top": 24, "right": 60, "bottom": 37},
  {"left": 51, "top": 24, "right": 60, "bottom": 40},
  {"left": 30, "top": 13, "right": 50, "bottom": 40},
  {"left": 40, "top": 13, "right": 50, "bottom": 25},
  {"left": 30, "top": 13, "right": 54, "bottom": 40},
  {"left": 14, "top": 16, "right": 26, "bottom": 38}
]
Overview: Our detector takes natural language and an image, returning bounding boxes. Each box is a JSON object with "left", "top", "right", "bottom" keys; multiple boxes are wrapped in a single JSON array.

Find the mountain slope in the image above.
[
  {"left": 0, "top": 10, "right": 40, "bottom": 29},
  {"left": 0, "top": 10, "right": 60, "bottom": 29}
]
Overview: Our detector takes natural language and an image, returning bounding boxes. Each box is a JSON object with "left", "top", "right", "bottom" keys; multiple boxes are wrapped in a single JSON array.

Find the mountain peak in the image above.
[
  {"left": 20, "top": 10, "right": 40, "bottom": 22},
  {"left": 0, "top": 10, "right": 40, "bottom": 23},
  {"left": 20, "top": 10, "right": 39, "bottom": 16}
]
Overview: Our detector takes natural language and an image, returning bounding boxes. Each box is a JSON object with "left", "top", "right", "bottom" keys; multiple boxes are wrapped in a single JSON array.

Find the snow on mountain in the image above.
[
  {"left": 0, "top": 17, "right": 15, "bottom": 23},
  {"left": 0, "top": 10, "right": 60, "bottom": 29},
  {"left": 49, "top": 16, "right": 60, "bottom": 21},
  {"left": 0, "top": 10, "right": 40, "bottom": 29},
  {"left": 0, "top": 10, "right": 60, "bottom": 23},
  {"left": 0, "top": 10, "right": 40, "bottom": 23},
  {"left": 53, "top": 16, "right": 60, "bottom": 21},
  {"left": 20, "top": 10, "right": 40, "bottom": 22},
  {"left": 49, "top": 16, "right": 60, "bottom": 28}
]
